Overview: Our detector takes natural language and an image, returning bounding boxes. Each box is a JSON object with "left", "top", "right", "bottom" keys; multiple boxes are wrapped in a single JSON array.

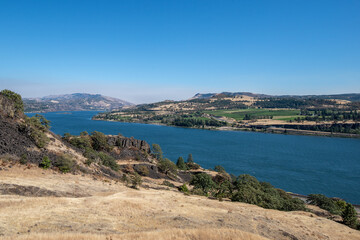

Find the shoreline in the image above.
[{"left": 93, "top": 117, "right": 360, "bottom": 139}]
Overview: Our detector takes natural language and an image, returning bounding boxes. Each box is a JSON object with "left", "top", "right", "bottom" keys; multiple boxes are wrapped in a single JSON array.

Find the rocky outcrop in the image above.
[{"left": 107, "top": 135, "right": 151, "bottom": 153}]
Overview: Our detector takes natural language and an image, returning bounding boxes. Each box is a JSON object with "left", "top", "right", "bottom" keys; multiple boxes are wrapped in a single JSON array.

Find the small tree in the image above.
[
  {"left": 187, "top": 153, "right": 194, "bottom": 163},
  {"left": 190, "top": 173, "right": 216, "bottom": 194},
  {"left": 39, "top": 156, "right": 51, "bottom": 169},
  {"left": 342, "top": 203, "right": 358, "bottom": 229},
  {"left": 158, "top": 158, "right": 177, "bottom": 175},
  {"left": 152, "top": 144, "right": 163, "bottom": 160},
  {"left": 91, "top": 131, "right": 109, "bottom": 151},
  {"left": 176, "top": 157, "right": 187, "bottom": 170},
  {"left": 130, "top": 172, "right": 142, "bottom": 189},
  {"left": 0, "top": 89, "right": 24, "bottom": 114}
]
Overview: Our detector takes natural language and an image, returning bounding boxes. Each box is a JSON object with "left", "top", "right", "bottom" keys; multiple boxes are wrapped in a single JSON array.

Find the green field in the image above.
[{"left": 203, "top": 108, "right": 301, "bottom": 121}]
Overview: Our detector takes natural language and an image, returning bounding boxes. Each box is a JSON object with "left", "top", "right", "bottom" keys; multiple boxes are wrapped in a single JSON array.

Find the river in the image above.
[{"left": 27, "top": 111, "right": 360, "bottom": 203}]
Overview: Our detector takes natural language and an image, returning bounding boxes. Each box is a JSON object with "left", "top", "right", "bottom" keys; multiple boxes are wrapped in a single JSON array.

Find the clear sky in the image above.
[{"left": 1, "top": 0, "right": 359, "bottom": 103}]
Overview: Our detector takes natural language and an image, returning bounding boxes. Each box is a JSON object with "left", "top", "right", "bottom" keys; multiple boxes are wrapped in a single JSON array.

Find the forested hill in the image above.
[{"left": 24, "top": 93, "right": 133, "bottom": 112}]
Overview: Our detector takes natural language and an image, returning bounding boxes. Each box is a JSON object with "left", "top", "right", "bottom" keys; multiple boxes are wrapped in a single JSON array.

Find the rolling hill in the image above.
[{"left": 24, "top": 93, "right": 133, "bottom": 112}]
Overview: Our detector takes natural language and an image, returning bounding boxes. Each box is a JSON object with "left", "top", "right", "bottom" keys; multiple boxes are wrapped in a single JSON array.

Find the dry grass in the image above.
[
  {"left": 0, "top": 228, "right": 269, "bottom": 240},
  {"left": 1, "top": 165, "right": 360, "bottom": 240}
]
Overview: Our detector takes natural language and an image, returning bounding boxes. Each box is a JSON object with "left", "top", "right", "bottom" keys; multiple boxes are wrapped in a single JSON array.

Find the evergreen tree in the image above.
[
  {"left": 342, "top": 203, "right": 359, "bottom": 229},
  {"left": 152, "top": 143, "right": 163, "bottom": 160},
  {"left": 176, "top": 157, "right": 187, "bottom": 170},
  {"left": 187, "top": 153, "right": 194, "bottom": 163}
]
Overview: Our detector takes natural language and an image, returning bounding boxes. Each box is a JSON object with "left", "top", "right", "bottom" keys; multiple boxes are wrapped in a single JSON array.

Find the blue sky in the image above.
[{"left": 0, "top": 0, "right": 359, "bottom": 103}]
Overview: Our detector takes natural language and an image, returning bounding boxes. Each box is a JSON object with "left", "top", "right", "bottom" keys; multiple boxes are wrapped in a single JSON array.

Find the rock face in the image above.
[{"left": 107, "top": 135, "right": 151, "bottom": 153}]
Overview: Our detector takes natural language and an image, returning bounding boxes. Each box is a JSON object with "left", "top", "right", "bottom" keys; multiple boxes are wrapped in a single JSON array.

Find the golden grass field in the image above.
[{"left": 1, "top": 163, "right": 360, "bottom": 240}]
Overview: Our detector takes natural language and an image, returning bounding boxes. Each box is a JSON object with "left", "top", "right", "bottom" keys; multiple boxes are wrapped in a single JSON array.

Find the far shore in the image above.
[{"left": 93, "top": 117, "right": 360, "bottom": 139}]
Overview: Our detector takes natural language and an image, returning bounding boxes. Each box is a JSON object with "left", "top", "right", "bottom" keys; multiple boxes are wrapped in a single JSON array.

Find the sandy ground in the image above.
[{"left": 0, "top": 164, "right": 360, "bottom": 240}]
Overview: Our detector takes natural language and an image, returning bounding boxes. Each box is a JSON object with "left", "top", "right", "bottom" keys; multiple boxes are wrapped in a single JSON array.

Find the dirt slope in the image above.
[{"left": 0, "top": 164, "right": 359, "bottom": 240}]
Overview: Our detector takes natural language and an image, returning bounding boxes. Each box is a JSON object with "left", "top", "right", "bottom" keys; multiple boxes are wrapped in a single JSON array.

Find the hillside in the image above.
[
  {"left": 1, "top": 90, "right": 360, "bottom": 239},
  {"left": 94, "top": 91, "right": 360, "bottom": 137},
  {"left": 24, "top": 93, "right": 133, "bottom": 112}
]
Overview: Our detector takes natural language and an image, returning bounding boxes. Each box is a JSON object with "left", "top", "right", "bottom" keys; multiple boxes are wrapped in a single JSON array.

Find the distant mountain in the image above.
[
  {"left": 191, "top": 92, "right": 272, "bottom": 99},
  {"left": 24, "top": 93, "right": 133, "bottom": 112},
  {"left": 191, "top": 92, "right": 360, "bottom": 101}
]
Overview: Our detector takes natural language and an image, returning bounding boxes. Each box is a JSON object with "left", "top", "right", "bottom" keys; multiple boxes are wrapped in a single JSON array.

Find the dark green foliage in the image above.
[
  {"left": 34, "top": 114, "right": 51, "bottom": 129},
  {"left": 22, "top": 115, "right": 50, "bottom": 148},
  {"left": 214, "top": 165, "right": 226, "bottom": 173},
  {"left": 307, "top": 194, "right": 342, "bottom": 215},
  {"left": 172, "top": 117, "right": 227, "bottom": 127},
  {"left": 176, "top": 157, "right": 187, "bottom": 170},
  {"left": 0, "top": 89, "right": 24, "bottom": 114},
  {"left": 186, "top": 162, "right": 201, "bottom": 170},
  {"left": 98, "top": 152, "right": 119, "bottom": 171},
  {"left": 54, "top": 155, "right": 75, "bottom": 173},
  {"left": 152, "top": 143, "right": 163, "bottom": 160},
  {"left": 130, "top": 172, "right": 142, "bottom": 189},
  {"left": 91, "top": 131, "right": 109, "bottom": 151},
  {"left": 342, "top": 203, "right": 359, "bottom": 229},
  {"left": 178, "top": 184, "right": 189, "bottom": 193},
  {"left": 39, "top": 156, "right": 51, "bottom": 169},
  {"left": 231, "top": 175, "right": 305, "bottom": 211},
  {"left": 190, "top": 173, "right": 216, "bottom": 194},
  {"left": 69, "top": 135, "right": 92, "bottom": 150},
  {"left": 157, "top": 158, "right": 177, "bottom": 175},
  {"left": 20, "top": 154, "right": 28, "bottom": 165}
]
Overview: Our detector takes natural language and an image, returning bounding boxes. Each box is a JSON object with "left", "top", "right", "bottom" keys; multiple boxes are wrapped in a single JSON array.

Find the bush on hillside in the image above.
[
  {"left": 190, "top": 173, "right": 216, "bottom": 195},
  {"left": 54, "top": 154, "right": 75, "bottom": 173},
  {"left": 39, "top": 156, "right": 51, "bottom": 169},
  {"left": 307, "top": 194, "right": 342, "bottom": 215},
  {"left": 231, "top": 175, "right": 305, "bottom": 211}
]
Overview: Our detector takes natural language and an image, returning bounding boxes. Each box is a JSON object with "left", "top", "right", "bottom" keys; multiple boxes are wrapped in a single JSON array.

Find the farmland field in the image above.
[{"left": 204, "top": 109, "right": 301, "bottom": 121}]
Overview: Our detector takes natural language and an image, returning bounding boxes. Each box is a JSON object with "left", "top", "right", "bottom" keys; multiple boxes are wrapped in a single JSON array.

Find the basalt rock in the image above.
[{"left": 107, "top": 135, "right": 150, "bottom": 153}]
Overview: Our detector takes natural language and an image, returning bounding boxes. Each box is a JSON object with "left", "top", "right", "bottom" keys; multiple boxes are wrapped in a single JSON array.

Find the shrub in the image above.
[
  {"left": 307, "top": 194, "right": 342, "bottom": 215},
  {"left": 54, "top": 155, "right": 74, "bottom": 173},
  {"left": 190, "top": 173, "right": 216, "bottom": 194},
  {"left": 231, "top": 174, "right": 305, "bottom": 211},
  {"left": 69, "top": 136, "right": 92, "bottom": 150},
  {"left": 152, "top": 143, "right": 163, "bottom": 160},
  {"left": 22, "top": 115, "right": 50, "bottom": 148},
  {"left": 98, "top": 152, "right": 119, "bottom": 171},
  {"left": 187, "top": 153, "right": 194, "bottom": 163},
  {"left": 20, "top": 154, "right": 28, "bottom": 165},
  {"left": 130, "top": 172, "right": 142, "bottom": 189},
  {"left": 178, "top": 184, "right": 189, "bottom": 193},
  {"left": 91, "top": 131, "right": 109, "bottom": 151},
  {"left": 342, "top": 203, "right": 359, "bottom": 229},
  {"left": 157, "top": 158, "right": 177, "bottom": 175},
  {"left": 176, "top": 157, "right": 188, "bottom": 170},
  {"left": 186, "top": 162, "right": 200, "bottom": 170},
  {"left": 39, "top": 156, "right": 51, "bottom": 169},
  {"left": 0, "top": 89, "right": 24, "bottom": 114}
]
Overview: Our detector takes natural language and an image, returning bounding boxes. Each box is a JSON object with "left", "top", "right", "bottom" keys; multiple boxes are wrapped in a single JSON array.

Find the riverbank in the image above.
[{"left": 93, "top": 117, "right": 360, "bottom": 138}]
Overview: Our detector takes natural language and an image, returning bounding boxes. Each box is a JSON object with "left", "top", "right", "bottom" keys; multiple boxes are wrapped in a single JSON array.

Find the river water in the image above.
[{"left": 27, "top": 111, "right": 360, "bottom": 203}]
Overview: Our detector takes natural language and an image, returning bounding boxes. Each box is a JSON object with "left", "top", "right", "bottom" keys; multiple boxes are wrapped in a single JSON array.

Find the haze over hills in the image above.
[{"left": 24, "top": 93, "right": 133, "bottom": 112}]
